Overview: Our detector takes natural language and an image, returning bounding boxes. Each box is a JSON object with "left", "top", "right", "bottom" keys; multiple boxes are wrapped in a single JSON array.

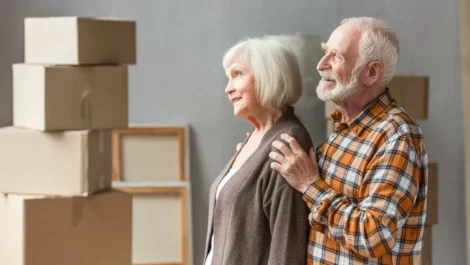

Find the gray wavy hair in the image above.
[
  {"left": 342, "top": 17, "right": 400, "bottom": 86},
  {"left": 222, "top": 36, "right": 302, "bottom": 112}
]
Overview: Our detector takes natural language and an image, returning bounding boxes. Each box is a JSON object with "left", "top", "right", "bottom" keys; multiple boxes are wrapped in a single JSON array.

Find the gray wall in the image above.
[
  {"left": 0, "top": 0, "right": 12, "bottom": 127},
  {"left": 0, "top": 1, "right": 465, "bottom": 264}
]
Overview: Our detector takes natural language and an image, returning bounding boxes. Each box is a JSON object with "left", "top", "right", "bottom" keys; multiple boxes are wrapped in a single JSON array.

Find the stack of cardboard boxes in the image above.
[
  {"left": 324, "top": 75, "right": 437, "bottom": 265},
  {"left": 0, "top": 17, "right": 136, "bottom": 265}
]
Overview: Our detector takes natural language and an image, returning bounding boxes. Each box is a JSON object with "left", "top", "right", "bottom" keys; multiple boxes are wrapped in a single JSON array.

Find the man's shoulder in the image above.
[
  {"left": 366, "top": 105, "right": 426, "bottom": 153},
  {"left": 373, "top": 105, "right": 424, "bottom": 138}
]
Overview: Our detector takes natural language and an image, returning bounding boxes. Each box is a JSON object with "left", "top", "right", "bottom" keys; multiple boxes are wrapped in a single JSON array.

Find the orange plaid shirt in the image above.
[{"left": 303, "top": 89, "right": 429, "bottom": 264}]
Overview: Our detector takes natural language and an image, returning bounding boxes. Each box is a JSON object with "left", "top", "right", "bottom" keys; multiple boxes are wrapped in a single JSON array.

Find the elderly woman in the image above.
[{"left": 203, "top": 36, "right": 313, "bottom": 265}]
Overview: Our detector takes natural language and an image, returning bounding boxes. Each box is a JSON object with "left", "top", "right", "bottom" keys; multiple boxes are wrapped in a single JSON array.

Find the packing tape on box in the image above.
[
  {"left": 99, "top": 130, "right": 106, "bottom": 190},
  {"left": 80, "top": 130, "right": 107, "bottom": 195},
  {"left": 80, "top": 132, "right": 89, "bottom": 196},
  {"left": 80, "top": 89, "right": 93, "bottom": 129},
  {"left": 72, "top": 197, "right": 85, "bottom": 226},
  {"left": 79, "top": 68, "right": 94, "bottom": 129},
  {"left": 99, "top": 130, "right": 104, "bottom": 153}
]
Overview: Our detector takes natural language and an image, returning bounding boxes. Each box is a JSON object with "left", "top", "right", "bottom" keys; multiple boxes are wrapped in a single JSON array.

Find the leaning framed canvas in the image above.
[
  {"left": 112, "top": 126, "right": 187, "bottom": 183},
  {"left": 459, "top": 2, "right": 470, "bottom": 263},
  {"left": 115, "top": 186, "right": 191, "bottom": 265}
]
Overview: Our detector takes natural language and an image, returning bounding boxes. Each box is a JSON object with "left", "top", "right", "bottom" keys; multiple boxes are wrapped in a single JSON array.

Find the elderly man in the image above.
[{"left": 269, "top": 17, "right": 429, "bottom": 264}]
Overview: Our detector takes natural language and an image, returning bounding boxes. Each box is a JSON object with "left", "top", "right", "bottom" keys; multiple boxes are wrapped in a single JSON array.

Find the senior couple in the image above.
[{"left": 203, "top": 17, "right": 429, "bottom": 265}]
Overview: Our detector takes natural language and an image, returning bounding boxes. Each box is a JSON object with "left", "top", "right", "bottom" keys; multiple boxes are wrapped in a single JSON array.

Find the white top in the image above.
[{"left": 204, "top": 168, "right": 238, "bottom": 265}]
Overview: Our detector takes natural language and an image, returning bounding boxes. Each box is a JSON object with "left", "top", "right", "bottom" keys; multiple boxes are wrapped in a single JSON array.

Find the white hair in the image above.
[
  {"left": 222, "top": 36, "right": 302, "bottom": 112},
  {"left": 341, "top": 17, "right": 400, "bottom": 86}
]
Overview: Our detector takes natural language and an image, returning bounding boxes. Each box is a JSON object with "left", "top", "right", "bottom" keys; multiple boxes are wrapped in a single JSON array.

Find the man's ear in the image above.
[{"left": 364, "top": 61, "right": 384, "bottom": 86}]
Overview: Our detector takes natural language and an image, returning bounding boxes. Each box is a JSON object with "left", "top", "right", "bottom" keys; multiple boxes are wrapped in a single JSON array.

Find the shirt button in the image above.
[{"left": 329, "top": 133, "right": 337, "bottom": 141}]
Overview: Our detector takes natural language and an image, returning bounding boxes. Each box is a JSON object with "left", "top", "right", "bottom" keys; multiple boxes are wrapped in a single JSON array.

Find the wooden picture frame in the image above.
[
  {"left": 387, "top": 75, "right": 429, "bottom": 120},
  {"left": 459, "top": 1, "right": 470, "bottom": 263},
  {"left": 112, "top": 127, "right": 187, "bottom": 183},
  {"left": 426, "top": 163, "right": 438, "bottom": 227},
  {"left": 115, "top": 186, "right": 191, "bottom": 265},
  {"left": 459, "top": 0, "right": 470, "bottom": 264}
]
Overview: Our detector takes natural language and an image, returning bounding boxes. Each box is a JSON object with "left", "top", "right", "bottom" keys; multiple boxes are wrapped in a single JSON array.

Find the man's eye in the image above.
[{"left": 235, "top": 71, "right": 242, "bottom": 76}]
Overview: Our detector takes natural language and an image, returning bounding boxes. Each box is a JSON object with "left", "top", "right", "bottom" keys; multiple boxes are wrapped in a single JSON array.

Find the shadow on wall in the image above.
[
  {"left": 268, "top": 34, "right": 326, "bottom": 145},
  {"left": 187, "top": 123, "right": 208, "bottom": 265},
  {"left": 0, "top": 121, "right": 10, "bottom": 128}
]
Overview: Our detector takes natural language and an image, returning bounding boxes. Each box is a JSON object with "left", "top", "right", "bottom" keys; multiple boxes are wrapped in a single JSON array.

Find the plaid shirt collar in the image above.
[{"left": 330, "top": 88, "right": 395, "bottom": 136}]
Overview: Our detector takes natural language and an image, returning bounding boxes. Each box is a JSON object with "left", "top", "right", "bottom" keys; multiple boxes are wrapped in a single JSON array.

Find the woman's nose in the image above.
[{"left": 225, "top": 83, "right": 235, "bottom": 94}]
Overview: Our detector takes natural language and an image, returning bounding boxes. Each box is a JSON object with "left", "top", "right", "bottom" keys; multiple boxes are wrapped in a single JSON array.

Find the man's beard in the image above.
[{"left": 316, "top": 70, "right": 359, "bottom": 102}]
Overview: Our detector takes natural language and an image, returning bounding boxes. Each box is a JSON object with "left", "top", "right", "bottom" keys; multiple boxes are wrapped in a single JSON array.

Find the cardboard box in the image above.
[
  {"left": 0, "top": 189, "right": 132, "bottom": 265},
  {"left": 13, "top": 64, "right": 128, "bottom": 131},
  {"left": 323, "top": 75, "right": 428, "bottom": 120},
  {"left": 0, "top": 127, "right": 111, "bottom": 196},
  {"left": 388, "top": 75, "right": 429, "bottom": 120},
  {"left": 421, "top": 227, "right": 432, "bottom": 265},
  {"left": 426, "top": 163, "right": 438, "bottom": 226},
  {"left": 24, "top": 17, "right": 136, "bottom": 65},
  {"left": 324, "top": 101, "right": 337, "bottom": 119}
]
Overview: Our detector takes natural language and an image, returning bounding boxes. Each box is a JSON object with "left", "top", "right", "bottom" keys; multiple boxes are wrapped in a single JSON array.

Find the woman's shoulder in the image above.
[
  {"left": 256, "top": 119, "right": 314, "bottom": 193},
  {"left": 277, "top": 125, "right": 313, "bottom": 152},
  {"left": 267, "top": 113, "right": 314, "bottom": 153}
]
